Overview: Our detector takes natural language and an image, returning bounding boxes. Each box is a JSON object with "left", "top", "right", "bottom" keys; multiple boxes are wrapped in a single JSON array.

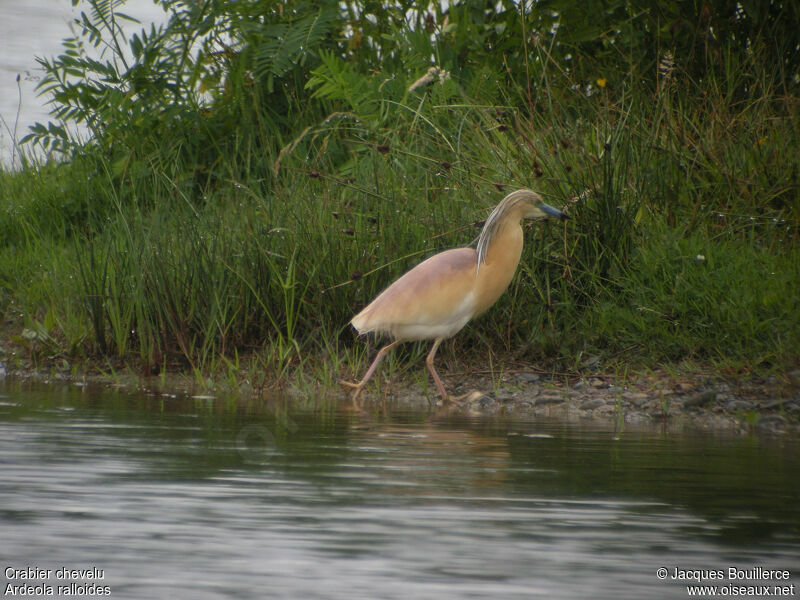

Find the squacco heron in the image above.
[{"left": 342, "top": 189, "right": 568, "bottom": 404}]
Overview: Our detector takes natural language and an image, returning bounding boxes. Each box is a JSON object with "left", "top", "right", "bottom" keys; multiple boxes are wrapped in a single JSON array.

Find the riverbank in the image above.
[
  {"left": 1, "top": 3, "right": 797, "bottom": 425},
  {"left": 449, "top": 369, "right": 800, "bottom": 435},
  {"left": 2, "top": 341, "right": 797, "bottom": 436}
]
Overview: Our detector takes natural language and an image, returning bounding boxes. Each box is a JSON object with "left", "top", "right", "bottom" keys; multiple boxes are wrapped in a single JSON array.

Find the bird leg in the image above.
[
  {"left": 426, "top": 339, "right": 482, "bottom": 406},
  {"left": 340, "top": 340, "right": 402, "bottom": 406},
  {"left": 425, "top": 338, "right": 454, "bottom": 404},
  {"left": 342, "top": 338, "right": 461, "bottom": 408}
]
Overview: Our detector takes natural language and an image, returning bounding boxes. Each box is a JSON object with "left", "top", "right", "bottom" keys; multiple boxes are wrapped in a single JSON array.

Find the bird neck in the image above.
[
  {"left": 483, "top": 219, "right": 524, "bottom": 269},
  {"left": 474, "top": 219, "right": 524, "bottom": 314}
]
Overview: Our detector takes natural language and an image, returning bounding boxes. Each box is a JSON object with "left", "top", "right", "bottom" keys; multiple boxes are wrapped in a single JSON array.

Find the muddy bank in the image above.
[
  {"left": 1, "top": 354, "right": 799, "bottom": 435},
  {"left": 352, "top": 370, "right": 800, "bottom": 436}
]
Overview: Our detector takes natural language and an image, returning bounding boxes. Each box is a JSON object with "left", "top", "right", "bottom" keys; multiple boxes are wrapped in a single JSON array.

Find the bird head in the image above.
[
  {"left": 476, "top": 189, "right": 569, "bottom": 268},
  {"left": 512, "top": 189, "right": 569, "bottom": 221}
]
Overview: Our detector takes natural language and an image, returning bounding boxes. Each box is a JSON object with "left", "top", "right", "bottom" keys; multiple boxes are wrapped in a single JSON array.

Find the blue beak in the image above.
[{"left": 540, "top": 203, "right": 570, "bottom": 220}]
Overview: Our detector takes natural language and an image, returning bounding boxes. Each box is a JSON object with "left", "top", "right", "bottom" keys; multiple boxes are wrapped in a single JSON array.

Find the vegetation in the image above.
[{"left": 0, "top": 0, "right": 798, "bottom": 389}]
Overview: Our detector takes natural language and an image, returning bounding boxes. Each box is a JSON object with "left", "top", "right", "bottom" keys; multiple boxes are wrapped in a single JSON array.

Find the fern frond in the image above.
[
  {"left": 252, "top": 6, "right": 338, "bottom": 89},
  {"left": 253, "top": 23, "right": 290, "bottom": 82},
  {"left": 89, "top": 0, "right": 128, "bottom": 26},
  {"left": 306, "top": 51, "right": 370, "bottom": 110},
  {"left": 295, "top": 6, "right": 338, "bottom": 62}
]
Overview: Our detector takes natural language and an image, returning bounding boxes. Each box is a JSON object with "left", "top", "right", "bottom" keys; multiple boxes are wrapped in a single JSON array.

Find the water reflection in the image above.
[{"left": 1, "top": 382, "right": 798, "bottom": 599}]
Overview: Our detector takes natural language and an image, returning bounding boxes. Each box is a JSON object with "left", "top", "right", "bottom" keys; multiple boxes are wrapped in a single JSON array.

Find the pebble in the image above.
[
  {"left": 475, "top": 396, "right": 496, "bottom": 411},
  {"left": 682, "top": 389, "right": 717, "bottom": 409},
  {"left": 787, "top": 369, "right": 800, "bottom": 387},
  {"left": 535, "top": 395, "right": 565, "bottom": 406},
  {"left": 760, "top": 398, "right": 789, "bottom": 410},
  {"left": 580, "top": 398, "right": 605, "bottom": 410},
  {"left": 494, "top": 388, "right": 516, "bottom": 402},
  {"left": 622, "top": 392, "right": 650, "bottom": 407},
  {"left": 757, "top": 414, "right": 788, "bottom": 433},
  {"left": 625, "top": 412, "right": 647, "bottom": 424},
  {"left": 516, "top": 373, "right": 541, "bottom": 384},
  {"left": 462, "top": 393, "right": 496, "bottom": 413},
  {"left": 726, "top": 400, "right": 755, "bottom": 411}
]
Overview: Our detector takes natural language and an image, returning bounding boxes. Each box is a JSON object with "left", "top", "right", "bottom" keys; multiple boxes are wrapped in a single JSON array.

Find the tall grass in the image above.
[{"left": 0, "top": 6, "right": 798, "bottom": 382}]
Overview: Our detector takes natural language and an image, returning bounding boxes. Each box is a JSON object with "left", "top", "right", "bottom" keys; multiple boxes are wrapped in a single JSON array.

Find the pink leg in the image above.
[
  {"left": 425, "top": 338, "right": 450, "bottom": 402},
  {"left": 341, "top": 340, "right": 402, "bottom": 405}
]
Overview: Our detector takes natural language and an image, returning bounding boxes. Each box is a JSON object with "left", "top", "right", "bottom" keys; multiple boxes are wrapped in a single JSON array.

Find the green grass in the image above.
[{"left": 1, "top": 37, "right": 798, "bottom": 387}]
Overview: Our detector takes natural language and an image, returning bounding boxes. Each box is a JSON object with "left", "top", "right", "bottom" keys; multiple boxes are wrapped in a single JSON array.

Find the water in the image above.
[
  {"left": 0, "top": 0, "right": 165, "bottom": 167},
  {"left": 1, "top": 382, "right": 798, "bottom": 599}
]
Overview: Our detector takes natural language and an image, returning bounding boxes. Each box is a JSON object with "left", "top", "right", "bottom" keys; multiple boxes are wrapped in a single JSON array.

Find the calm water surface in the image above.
[{"left": 1, "top": 382, "right": 798, "bottom": 599}]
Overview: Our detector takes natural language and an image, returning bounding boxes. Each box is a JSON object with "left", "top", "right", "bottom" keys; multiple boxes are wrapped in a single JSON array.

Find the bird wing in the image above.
[{"left": 351, "top": 247, "right": 479, "bottom": 340}]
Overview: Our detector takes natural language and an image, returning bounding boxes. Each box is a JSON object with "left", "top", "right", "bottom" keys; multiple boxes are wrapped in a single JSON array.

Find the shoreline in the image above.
[
  {"left": 2, "top": 355, "right": 798, "bottom": 436},
  {"left": 349, "top": 369, "right": 800, "bottom": 436}
]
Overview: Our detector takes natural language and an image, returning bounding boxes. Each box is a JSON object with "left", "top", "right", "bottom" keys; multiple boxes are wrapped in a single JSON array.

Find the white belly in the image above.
[{"left": 388, "top": 292, "right": 476, "bottom": 341}]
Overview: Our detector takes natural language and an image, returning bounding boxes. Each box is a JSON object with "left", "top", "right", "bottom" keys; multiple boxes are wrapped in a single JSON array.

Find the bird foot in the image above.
[
  {"left": 448, "top": 390, "right": 485, "bottom": 405},
  {"left": 338, "top": 380, "right": 365, "bottom": 410},
  {"left": 434, "top": 390, "right": 484, "bottom": 408}
]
